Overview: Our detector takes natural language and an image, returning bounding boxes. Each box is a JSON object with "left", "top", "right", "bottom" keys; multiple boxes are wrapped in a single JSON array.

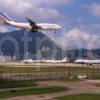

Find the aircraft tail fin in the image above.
[
  {"left": 0, "top": 12, "right": 14, "bottom": 22},
  {"left": 62, "top": 57, "right": 68, "bottom": 62}
]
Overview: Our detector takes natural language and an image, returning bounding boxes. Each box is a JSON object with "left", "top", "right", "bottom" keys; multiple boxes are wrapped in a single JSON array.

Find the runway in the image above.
[
  {"left": 1, "top": 62, "right": 79, "bottom": 67},
  {"left": 1, "top": 62, "right": 100, "bottom": 68}
]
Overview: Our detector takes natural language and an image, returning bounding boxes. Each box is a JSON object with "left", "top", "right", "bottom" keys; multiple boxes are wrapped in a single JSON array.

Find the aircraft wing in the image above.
[
  {"left": 25, "top": 17, "right": 41, "bottom": 32},
  {"left": 25, "top": 17, "right": 36, "bottom": 27}
]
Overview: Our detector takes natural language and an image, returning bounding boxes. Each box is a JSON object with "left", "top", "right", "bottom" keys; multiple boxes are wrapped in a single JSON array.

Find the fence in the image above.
[{"left": 0, "top": 66, "right": 100, "bottom": 82}]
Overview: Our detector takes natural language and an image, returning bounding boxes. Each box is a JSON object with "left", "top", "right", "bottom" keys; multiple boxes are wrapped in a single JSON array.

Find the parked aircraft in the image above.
[
  {"left": 21, "top": 57, "right": 68, "bottom": 64},
  {"left": 22, "top": 59, "right": 34, "bottom": 64},
  {"left": 44, "top": 57, "right": 68, "bottom": 63},
  {"left": 74, "top": 59, "right": 100, "bottom": 64},
  {"left": 0, "top": 12, "right": 62, "bottom": 32}
]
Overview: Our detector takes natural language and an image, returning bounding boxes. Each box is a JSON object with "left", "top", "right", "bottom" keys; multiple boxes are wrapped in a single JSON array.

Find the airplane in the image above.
[
  {"left": 21, "top": 57, "right": 68, "bottom": 64},
  {"left": 74, "top": 59, "right": 100, "bottom": 64},
  {"left": 44, "top": 57, "right": 68, "bottom": 63},
  {"left": 0, "top": 12, "right": 62, "bottom": 32},
  {"left": 22, "top": 59, "right": 34, "bottom": 64}
]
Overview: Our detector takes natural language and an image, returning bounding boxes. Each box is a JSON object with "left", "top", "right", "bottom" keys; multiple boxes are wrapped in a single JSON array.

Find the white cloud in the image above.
[
  {"left": 32, "top": 0, "right": 71, "bottom": 6},
  {"left": 46, "top": 28, "right": 100, "bottom": 50},
  {"left": 0, "top": 0, "right": 71, "bottom": 21},
  {"left": 89, "top": 3, "right": 100, "bottom": 17},
  {"left": 0, "top": 26, "right": 9, "bottom": 33}
]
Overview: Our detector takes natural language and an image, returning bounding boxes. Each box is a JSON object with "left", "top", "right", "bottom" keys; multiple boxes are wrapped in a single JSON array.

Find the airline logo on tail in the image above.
[{"left": 0, "top": 18, "right": 7, "bottom": 23}]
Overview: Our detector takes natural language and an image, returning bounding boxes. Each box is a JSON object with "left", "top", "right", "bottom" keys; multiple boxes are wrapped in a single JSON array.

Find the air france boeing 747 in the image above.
[{"left": 0, "top": 12, "right": 62, "bottom": 32}]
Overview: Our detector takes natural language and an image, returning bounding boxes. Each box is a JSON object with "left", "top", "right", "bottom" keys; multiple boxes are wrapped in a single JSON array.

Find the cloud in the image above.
[
  {"left": 31, "top": 0, "right": 71, "bottom": 6},
  {"left": 0, "top": 26, "right": 9, "bottom": 33},
  {"left": 46, "top": 28, "right": 100, "bottom": 50},
  {"left": 89, "top": 3, "right": 100, "bottom": 17},
  {"left": 0, "top": 0, "right": 71, "bottom": 21}
]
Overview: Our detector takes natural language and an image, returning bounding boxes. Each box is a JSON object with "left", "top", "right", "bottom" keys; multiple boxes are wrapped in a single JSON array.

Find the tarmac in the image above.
[{"left": 1, "top": 62, "right": 100, "bottom": 68}]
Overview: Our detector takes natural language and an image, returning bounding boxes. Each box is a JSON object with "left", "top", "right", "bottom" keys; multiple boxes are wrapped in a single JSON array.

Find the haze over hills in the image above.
[
  {"left": 0, "top": 30, "right": 100, "bottom": 61},
  {"left": 0, "top": 30, "right": 65, "bottom": 60}
]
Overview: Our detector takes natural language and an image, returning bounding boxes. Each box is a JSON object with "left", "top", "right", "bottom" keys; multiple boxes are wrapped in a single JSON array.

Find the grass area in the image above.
[
  {"left": 89, "top": 76, "right": 100, "bottom": 80},
  {"left": 0, "top": 65, "right": 100, "bottom": 81},
  {"left": 0, "top": 86, "right": 67, "bottom": 99},
  {"left": 0, "top": 65, "right": 99, "bottom": 73},
  {"left": 57, "top": 94, "right": 100, "bottom": 100},
  {"left": 0, "top": 65, "right": 67, "bottom": 73},
  {"left": 0, "top": 81, "right": 36, "bottom": 88},
  {"left": 95, "top": 84, "right": 100, "bottom": 87},
  {"left": 55, "top": 78, "right": 81, "bottom": 82}
]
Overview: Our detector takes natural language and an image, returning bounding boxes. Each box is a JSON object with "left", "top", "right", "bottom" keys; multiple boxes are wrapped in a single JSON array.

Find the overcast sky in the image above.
[{"left": 0, "top": 0, "right": 100, "bottom": 50}]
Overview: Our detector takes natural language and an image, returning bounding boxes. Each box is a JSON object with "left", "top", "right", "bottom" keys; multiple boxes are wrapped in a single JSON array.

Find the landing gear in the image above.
[{"left": 31, "top": 29, "right": 38, "bottom": 32}]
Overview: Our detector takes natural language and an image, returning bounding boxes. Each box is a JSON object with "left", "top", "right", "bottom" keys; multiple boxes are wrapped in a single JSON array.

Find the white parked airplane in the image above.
[
  {"left": 21, "top": 57, "right": 68, "bottom": 64},
  {"left": 22, "top": 59, "right": 34, "bottom": 63},
  {"left": 0, "top": 12, "right": 62, "bottom": 32},
  {"left": 74, "top": 59, "right": 100, "bottom": 64},
  {"left": 44, "top": 57, "right": 68, "bottom": 63}
]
